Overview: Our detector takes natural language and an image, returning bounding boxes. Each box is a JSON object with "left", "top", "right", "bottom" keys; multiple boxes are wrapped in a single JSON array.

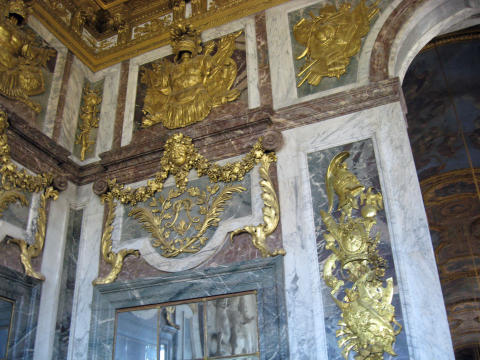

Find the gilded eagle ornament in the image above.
[
  {"left": 140, "top": 23, "right": 241, "bottom": 129},
  {"left": 293, "top": 0, "right": 379, "bottom": 87}
]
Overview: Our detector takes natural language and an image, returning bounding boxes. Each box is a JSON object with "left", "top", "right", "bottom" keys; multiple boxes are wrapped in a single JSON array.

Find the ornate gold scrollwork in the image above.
[
  {"left": 92, "top": 194, "right": 139, "bottom": 286},
  {"left": 0, "top": 110, "right": 59, "bottom": 280},
  {"left": 293, "top": 0, "right": 379, "bottom": 87},
  {"left": 230, "top": 153, "right": 285, "bottom": 257},
  {"left": 140, "top": 22, "right": 241, "bottom": 129},
  {"left": 75, "top": 83, "right": 102, "bottom": 161},
  {"left": 321, "top": 152, "right": 401, "bottom": 360},
  {"left": 94, "top": 133, "right": 282, "bottom": 284},
  {"left": 0, "top": 0, "right": 56, "bottom": 113}
]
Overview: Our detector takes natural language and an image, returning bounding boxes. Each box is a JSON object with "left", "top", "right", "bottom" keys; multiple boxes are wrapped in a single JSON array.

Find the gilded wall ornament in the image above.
[
  {"left": 75, "top": 83, "right": 102, "bottom": 161},
  {"left": 0, "top": 0, "right": 56, "bottom": 113},
  {"left": 0, "top": 110, "right": 59, "bottom": 280},
  {"left": 293, "top": 0, "right": 379, "bottom": 87},
  {"left": 140, "top": 23, "right": 241, "bottom": 129},
  {"left": 94, "top": 133, "right": 283, "bottom": 284},
  {"left": 321, "top": 152, "right": 401, "bottom": 359},
  {"left": 230, "top": 153, "right": 285, "bottom": 257}
]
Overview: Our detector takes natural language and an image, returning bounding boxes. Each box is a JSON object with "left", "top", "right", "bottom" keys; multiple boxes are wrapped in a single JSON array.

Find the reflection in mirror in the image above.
[
  {"left": 0, "top": 297, "right": 14, "bottom": 360},
  {"left": 113, "top": 292, "right": 259, "bottom": 360},
  {"left": 114, "top": 308, "right": 157, "bottom": 360}
]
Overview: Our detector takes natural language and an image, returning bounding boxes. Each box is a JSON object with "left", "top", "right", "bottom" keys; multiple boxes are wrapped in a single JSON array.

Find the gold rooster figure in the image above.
[
  {"left": 230, "top": 154, "right": 286, "bottom": 257},
  {"left": 293, "top": 0, "right": 379, "bottom": 87}
]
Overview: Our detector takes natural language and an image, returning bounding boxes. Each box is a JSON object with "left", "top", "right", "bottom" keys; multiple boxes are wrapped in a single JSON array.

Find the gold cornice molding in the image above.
[{"left": 32, "top": 0, "right": 290, "bottom": 72}]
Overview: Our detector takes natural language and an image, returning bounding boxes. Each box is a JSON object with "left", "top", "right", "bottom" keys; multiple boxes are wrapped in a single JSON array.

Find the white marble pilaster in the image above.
[
  {"left": 277, "top": 102, "right": 454, "bottom": 359},
  {"left": 33, "top": 182, "right": 77, "bottom": 360},
  {"left": 67, "top": 185, "right": 104, "bottom": 360}
]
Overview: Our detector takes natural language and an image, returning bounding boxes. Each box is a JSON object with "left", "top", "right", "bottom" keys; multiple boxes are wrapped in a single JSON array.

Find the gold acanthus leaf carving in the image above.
[
  {"left": 130, "top": 183, "right": 245, "bottom": 258},
  {"left": 8, "top": 186, "right": 58, "bottom": 280},
  {"left": 0, "top": 0, "right": 56, "bottom": 113},
  {"left": 140, "top": 22, "right": 241, "bottom": 129},
  {"left": 230, "top": 153, "right": 285, "bottom": 257},
  {"left": 321, "top": 152, "right": 401, "bottom": 360},
  {"left": 293, "top": 0, "right": 379, "bottom": 87},
  {"left": 92, "top": 194, "right": 139, "bottom": 285},
  {"left": 75, "top": 83, "right": 102, "bottom": 161}
]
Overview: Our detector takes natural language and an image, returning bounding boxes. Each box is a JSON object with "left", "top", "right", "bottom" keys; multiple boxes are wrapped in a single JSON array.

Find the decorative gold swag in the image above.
[{"left": 93, "top": 133, "right": 285, "bottom": 285}]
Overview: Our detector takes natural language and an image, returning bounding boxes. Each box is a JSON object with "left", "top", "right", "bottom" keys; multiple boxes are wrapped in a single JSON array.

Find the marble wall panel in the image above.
[
  {"left": 0, "top": 265, "right": 42, "bottom": 360},
  {"left": 121, "top": 16, "right": 259, "bottom": 147},
  {"left": 28, "top": 17, "right": 68, "bottom": 138},
  {"left": 88, "top": 257, "right": 288, "bottom": 360},
  {"left": 306, "top": 139, "right": 409, "bottom": 360},
  {"left": 52, "top": 208, "right": 83, "bottom": 360},
  {"left": 277, "top": 102, "right": 454, "bottom": 359}
]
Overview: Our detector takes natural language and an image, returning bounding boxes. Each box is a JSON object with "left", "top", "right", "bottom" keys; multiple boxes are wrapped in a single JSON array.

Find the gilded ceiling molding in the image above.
[
  {"left": 321, "top": 152, "right": 401, "bottom": 359},
  {"left": 141, "top": 23, "right": 241, "bottom": 129},
  {"left": 0, "top": 0, "right": 56, "bottom": 113},
  {"left": 0, "top": 109, "right": 62, "bottom": 280},
  {"left": 293, "top": 0, "right": 379, "bottom": 87},
  {"left": 32, "top": 0, "right": 291, "bottom": 72},
  {"left": 93, "top": 133, "right": 284, "bottom": 284}
]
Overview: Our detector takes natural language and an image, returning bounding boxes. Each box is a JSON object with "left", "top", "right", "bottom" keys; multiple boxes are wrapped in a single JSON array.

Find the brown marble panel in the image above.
[
  {"left": 369, "top": 0, "right": 425, "bottom": 81},
  {"left": 53, "top": 51, "right": 74, "bottom": 141},
  {"left": 255, "top": 11, "right": 273, "bottom": 107},
  {"left": 112, "top": 60, "right": 130, "bottom": 149}
]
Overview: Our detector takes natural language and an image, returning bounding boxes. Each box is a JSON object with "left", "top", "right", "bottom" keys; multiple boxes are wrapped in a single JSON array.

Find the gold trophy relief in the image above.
[
  {"left": 140, "top": 22, "right": 241, "bottom": 129},
  {"left": 321, "top": 152, "right": 401, "bottom": 360},
  {"left": 293, "top": 0, "right": 379, "bottom": 87},
  {"left": 0, "top": 0, "right": 55, "bottom": 113}
]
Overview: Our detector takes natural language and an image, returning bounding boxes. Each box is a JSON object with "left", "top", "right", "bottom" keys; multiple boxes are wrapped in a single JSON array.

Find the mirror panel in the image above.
[{"left": 0, "top": 297, "right": 14, "bottom": 360}]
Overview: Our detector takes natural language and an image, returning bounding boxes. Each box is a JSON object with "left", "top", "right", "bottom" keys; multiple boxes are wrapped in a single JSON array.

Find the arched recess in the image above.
[{"left": 369, "top": 0, "right": 480, "bottom": 82}]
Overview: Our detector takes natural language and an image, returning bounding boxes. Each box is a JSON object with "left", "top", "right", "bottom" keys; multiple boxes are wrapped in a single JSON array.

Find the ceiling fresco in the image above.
[
  {"left": 402, "top": 26, "right": 480, "bottom": 357},
  {"left": 31, "top": 0, "right": 290, "bottom": 71}
]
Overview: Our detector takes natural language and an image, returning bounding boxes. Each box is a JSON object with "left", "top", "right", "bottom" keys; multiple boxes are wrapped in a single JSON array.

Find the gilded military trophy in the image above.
[
  {"left": 141, "top": 22, "right": 241, "bottom": 129},
  {"left": 321, "top": 152, "right": 401, "bottom": 359},
  {"left": 293, "top": 0, "right": 379, "bottom": 87},
  {"left": 0, "top": 0, "right": 56, "bottom": 113},
  {"left": 75, "top": 83, "right": 102, "bottom": 161}
]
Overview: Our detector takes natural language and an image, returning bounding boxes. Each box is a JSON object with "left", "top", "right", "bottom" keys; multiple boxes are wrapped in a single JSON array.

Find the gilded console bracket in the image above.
[
  {"left": 321, "top": 152, "right": 400, "bottom": 359},
  {"left": 230, "top": 153, "right": 285, "bottom": 257}
]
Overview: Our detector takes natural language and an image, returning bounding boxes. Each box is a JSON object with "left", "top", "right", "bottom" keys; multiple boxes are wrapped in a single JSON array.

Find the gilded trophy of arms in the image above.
[
  {"left": 321, "top": 152, "right": 401, "bottom": 359},
  {"left": 140, "top": 22, "right": 242, "bottom": 129},
  {"left": 293, "top": 0, "right": 379, "bottom": 87},
  {"left": 0, "top": 0, "right": 56, "bottom": 113},
  {"left": 75, "top": 83, "right": 102, "bottom": 161}
]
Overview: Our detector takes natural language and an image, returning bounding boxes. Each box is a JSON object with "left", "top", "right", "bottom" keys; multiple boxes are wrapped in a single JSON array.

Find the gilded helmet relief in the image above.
[{"left": 134, "top": 24, "right": 247, "bottom": 131}]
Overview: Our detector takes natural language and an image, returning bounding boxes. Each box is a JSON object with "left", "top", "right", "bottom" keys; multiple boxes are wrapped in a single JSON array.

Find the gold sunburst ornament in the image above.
[
  {"left": 321, "top": 152, "right": 401, "bottom": 359},
  {"left": 293, "top": 0, "right": 379, "bottom": 87},
  {"left": 140, "top": 22, "right": 241, "bottom": 129}
]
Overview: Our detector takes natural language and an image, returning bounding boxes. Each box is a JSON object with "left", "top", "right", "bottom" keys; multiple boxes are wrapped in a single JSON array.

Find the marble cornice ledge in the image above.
[{"left": 273, "top": 78, "right": 402, "bottom": 130}]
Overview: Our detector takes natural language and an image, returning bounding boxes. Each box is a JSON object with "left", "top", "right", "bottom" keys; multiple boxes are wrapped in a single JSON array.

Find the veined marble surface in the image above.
[
  {"left": 59, "top": 57, "right": 120, "bottom": 164},
  {"left": 28, "top": 16, "right": 68, "bottom": 137},
  {"left": 121, "top": 16, "right": 259, "bottom": 147},
  {"left": 277, "top": 102, "right": 454, "bottom": 359}
]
